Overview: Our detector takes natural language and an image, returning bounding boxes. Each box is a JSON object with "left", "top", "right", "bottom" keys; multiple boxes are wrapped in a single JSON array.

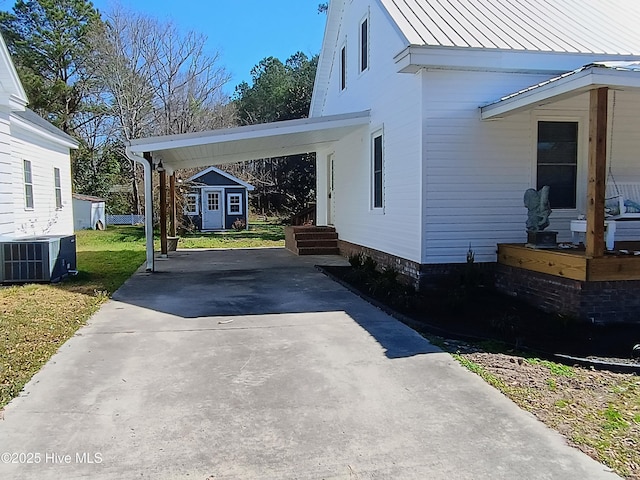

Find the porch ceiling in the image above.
[
  {"left": 128, "top": 110, "right": 370, "bottom": 171},
  {"left": 481, "top": 62, "right": 640, "bottom": 119}
]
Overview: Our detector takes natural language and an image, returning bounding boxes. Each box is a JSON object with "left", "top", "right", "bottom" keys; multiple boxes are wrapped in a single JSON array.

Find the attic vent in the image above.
[{"left": 0, "top": 235, "right": 76, "bottom": 283}]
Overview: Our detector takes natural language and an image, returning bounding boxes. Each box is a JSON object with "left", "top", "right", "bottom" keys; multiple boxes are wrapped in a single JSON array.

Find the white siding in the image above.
[
  {"left": 423, "top": 72, "right": 640, "bottom": 264},
  {"left": 0, "top": 108, "right": 12, "bottom": 238},
  {"left": 10, "top": 123, "right": 74, "bottom": 238},
  {"left": 318, "top": 0, "right": 424, "bottom": 263}
]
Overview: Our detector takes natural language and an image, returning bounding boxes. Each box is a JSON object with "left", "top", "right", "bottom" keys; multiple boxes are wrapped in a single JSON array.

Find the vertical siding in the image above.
[
  {"left": 0, "top": 109, "right": 13, "bottom": 237},
  {"left": 319, "top": 0, "right": 424, "bottom": 263},
  {"left": 10, "top": 124, "right": 74, "bottom": 238}
]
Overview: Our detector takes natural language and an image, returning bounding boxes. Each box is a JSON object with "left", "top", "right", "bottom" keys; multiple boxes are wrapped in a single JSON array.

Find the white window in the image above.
[
  {"left": 359, "top": 16, "right": 369, "bottom": 72},
  {"left": 23, "top": 159, "right": 33, "bottom": 209},
  {"left": 54, "top": 167, "right": 62, "bottom": 209},
  {"left": 227, "top": 193, "right": 242, "bottom": 215},
  {"left": 184, "top": 193, "right": 199, "bottom": 215},
  {"left": 340, "top": 43, "right": 347, "bottom": 91},
  {"left": 372, "top": 131, "right": 383, "bottom": 209}
]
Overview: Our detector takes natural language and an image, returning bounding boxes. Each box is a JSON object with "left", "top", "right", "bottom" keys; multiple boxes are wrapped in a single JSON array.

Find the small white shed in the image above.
[{"left": 72, "top": 194, "right": 106, "bottom": 230}]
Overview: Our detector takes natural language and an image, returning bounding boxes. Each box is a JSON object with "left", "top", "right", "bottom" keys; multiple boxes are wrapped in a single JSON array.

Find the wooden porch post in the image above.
[
  {"left": 159, "top": 166, "right": 168, "bottom": 256},
  {"left": 585, "top": 87, "right": 608, "bottom": 258},
  {"left": 169, "top": 174, "right": 177, "bottom": 237}
]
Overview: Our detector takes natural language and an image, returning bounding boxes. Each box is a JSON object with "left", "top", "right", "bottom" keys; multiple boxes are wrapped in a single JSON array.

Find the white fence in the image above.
[{"left": 106, "top": 214, "right": 145, "bottom": 225}]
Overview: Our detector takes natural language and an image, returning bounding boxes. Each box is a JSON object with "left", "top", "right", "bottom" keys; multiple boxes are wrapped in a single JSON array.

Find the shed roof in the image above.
[
  {"left": 381, "top": 0, "right": 640, "bottom": 54},
  {"left": 73, "top": 193, "right": 106, "bottom": 203},
  {"left": 188, "top": 166, "right": 255, "bottom": 191},
  {"left": 481, "top": 61, "right": 640, "bottom": 118}
]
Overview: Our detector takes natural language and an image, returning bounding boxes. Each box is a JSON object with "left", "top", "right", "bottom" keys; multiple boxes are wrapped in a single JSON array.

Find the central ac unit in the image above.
[{"left": 0, "top": 235, "right": 76, "bottom": 283}]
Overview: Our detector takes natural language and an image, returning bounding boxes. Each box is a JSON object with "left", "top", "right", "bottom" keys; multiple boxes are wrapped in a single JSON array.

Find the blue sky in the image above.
[{"left": 88, "top": 0, "right": 328, "bottom": 95}]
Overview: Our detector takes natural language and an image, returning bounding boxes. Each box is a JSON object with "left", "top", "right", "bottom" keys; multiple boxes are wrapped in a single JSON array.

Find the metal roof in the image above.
[
  {"left": 481, "top": 61, "right": 640, "bottom": 118},
  {"left": 380, "top": 0, "right": 640, "bottom": 54},
  {"left": 128, "top": 111, "right": 370, "bottom": 171}
]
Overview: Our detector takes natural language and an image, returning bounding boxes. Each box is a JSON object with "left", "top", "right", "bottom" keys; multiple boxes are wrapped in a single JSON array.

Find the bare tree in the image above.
[{"left": 89, "top": 3, "right": 235, "bottom": 213}]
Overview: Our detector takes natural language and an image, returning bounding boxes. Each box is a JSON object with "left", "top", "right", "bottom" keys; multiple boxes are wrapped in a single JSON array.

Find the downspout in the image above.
[{"left": 125, "top": 146, "right": 154, "bottom": 272}]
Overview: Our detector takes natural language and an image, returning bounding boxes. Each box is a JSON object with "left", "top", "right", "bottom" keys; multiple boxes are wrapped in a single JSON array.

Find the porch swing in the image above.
[{"left": 605, "top": 91, "right": 640, "bottom": 219}]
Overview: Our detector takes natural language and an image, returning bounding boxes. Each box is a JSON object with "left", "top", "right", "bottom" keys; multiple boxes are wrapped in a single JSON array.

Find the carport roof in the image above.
[{"left": 128, "top": 110, "right": 370, "bottom": 170}]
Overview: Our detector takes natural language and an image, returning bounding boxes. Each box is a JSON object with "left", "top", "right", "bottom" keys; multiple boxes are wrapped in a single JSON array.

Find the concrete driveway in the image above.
[{"left": 0, "top": 248, "right": 619, "bottom": 479}]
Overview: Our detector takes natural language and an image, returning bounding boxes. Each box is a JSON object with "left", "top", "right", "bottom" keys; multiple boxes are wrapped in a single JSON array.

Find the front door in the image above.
[
  {"left": 327, "top": 154, "right": 335, "bottom": 225},
  {"left": 202, "top": 189, "right": 223, "bottom": 230}
]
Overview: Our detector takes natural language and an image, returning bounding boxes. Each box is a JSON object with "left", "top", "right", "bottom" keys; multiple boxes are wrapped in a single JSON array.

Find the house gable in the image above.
[{"left": 0, "top": 33, "right": 27, "bottom": 110}]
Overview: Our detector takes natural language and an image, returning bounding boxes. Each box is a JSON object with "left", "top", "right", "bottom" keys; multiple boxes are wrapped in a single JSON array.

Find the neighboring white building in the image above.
[
  {"left": 129, "top": 0, "right": 640, "bottom": 290},
  {"left": 72, "top": 194, "right": 106, "bottom": 231},
  {"left": 0, "top": 33, "right": 78, "bottom": 241}
]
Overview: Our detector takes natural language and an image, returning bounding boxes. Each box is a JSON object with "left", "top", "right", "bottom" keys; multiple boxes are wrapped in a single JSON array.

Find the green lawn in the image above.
[{"left": 0, "top": 222, "right": 284, "bottom": 408}]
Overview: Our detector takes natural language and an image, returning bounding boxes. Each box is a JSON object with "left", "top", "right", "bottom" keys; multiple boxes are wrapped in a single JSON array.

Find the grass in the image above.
[
  {"left": 0, "top": 226, "right": 147, "bottom": 407},
  {"left": 447, "top": 344, "right": 640, "bottom": 479},
  {"left": 0, "top": 222, "right": 284, "bottom": 408},
  {"left": 178, "top": 221, "right": 284, "bottom": 249}
]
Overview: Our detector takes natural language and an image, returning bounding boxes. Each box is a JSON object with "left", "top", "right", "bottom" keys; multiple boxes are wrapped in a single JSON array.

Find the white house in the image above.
[
  {"left": 0, "top": 33, "right": 77, "bottom": 241},
  {"left": 128, "top": 0, "right": 640, "bottom": 322},
  {"left": 0, "top": 34, "right": 78, "bottom": 283}
]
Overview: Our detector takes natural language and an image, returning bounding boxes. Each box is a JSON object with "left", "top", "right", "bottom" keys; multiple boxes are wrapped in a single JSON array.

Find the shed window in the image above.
[
  {"left": 340, "top": 44, "right": 346, "bottom": 91},
  {"left": 372, "top": 132, "right": 383, "bottom": 209},
  {"left": 185, "top": 194, "right": 198, "bottom": 215},
  {"left": 227, "top": 193, "right": 242, "bottom": 215},
  {"left": 54, "top": 167, "right": 62, "bottom": 209},
  {"left": 360, "top": 17, "right": 369, "bottom": 72},
  {"left": 23, "top": 159, "right": 33, "bottom": 209},
  {"left": 537, "top": 121, "right": 578, "bottom": 209}
]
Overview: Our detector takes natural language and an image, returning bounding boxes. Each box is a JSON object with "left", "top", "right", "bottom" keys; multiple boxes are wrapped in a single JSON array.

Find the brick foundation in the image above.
[
  {"left": 495, "top": 264, "right": 640, "bottom": 325},
  {"left": 337, "top": 240, "right": 640, "bottom": 324}
]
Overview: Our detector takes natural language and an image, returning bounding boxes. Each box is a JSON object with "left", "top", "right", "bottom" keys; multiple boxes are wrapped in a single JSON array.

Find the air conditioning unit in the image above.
[{"left": 0, "top": 235, "right": 76, "bottom": 283}]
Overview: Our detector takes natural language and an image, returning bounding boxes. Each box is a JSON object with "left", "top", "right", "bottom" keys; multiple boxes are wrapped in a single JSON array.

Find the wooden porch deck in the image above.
[{"left": 498, "top": 242, "right": 640, "bottom": 282}]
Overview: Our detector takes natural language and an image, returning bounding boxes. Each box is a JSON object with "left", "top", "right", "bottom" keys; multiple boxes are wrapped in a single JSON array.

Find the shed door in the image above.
[{"left": 202, "top": 189, "right": 223, "bottom": 230}]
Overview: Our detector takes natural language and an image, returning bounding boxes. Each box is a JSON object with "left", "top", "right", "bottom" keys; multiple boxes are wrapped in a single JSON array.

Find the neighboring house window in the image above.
[
  {"left": 537, "top": 121, "right": 578, "bottom": 209},
  {"left": 360, "top": 16, "right": 369, "bottom": 72},
  {"left": 372, "top": 131, "right": 383, "bottom": 209},
  {"left": 184, "top": 193, "right": 198, "bottom": 215},
  {"left": 23, "top": 159, "right": 33, "bottom": 209},
  {"left": 227, "top": 193, "right": 242, "bottom": 215},
  {"left": 340, "top": 44, "right": 347, "bottom": 90},
  {"left": 54, "top": 167, "right": 62, "bottom": 209}
]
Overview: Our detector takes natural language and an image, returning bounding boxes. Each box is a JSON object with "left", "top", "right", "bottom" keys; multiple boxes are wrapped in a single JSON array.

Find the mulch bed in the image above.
[{"left": 321, "top": 265, "right": 640, "bottom": 366}]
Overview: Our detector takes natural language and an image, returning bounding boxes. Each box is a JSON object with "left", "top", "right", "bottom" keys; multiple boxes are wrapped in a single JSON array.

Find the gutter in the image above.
[{"left": 125, "top": 146, "right": 154, "bottom": 272}]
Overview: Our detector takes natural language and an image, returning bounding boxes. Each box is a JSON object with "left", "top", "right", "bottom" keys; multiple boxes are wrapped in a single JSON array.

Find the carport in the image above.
[{"left": 125, "top": 110, "right": 370, "bottom": 271}]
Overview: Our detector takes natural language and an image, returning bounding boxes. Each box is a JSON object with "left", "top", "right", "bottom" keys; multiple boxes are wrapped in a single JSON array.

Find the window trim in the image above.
[
  {"left": 371, "top": 129, "right": 384, "bottom": 211},
  {"left": 184, "top": 193, "right": 199, "bottom": 215},
  {"left": 23, "top": 159, "right": 33, "bottom": 210},
  {"left": 227, "top": 193, "right": 243, "bottom": 215},
  {"left": 339, "top": 42, "right": 347, "bottom": 91},
  {"left": 359, "top": 14, "right": 369, "bottom": 73},
  {"left": 532, "top": 114, "right": 586, "bottom": 213},
  {"left": 54, "top": 167, "right": 62, "bottom": 210}
]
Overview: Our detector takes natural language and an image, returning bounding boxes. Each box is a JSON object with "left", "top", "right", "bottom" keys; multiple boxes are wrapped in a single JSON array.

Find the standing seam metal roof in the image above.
[{"left": 379, "top": 0, "right": 640, "bottom": 54}]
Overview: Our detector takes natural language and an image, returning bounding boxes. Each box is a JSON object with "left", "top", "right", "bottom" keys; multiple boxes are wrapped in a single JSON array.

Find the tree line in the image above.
[{"left": 0, "top": 0, "right": 320, "bottom": 217}]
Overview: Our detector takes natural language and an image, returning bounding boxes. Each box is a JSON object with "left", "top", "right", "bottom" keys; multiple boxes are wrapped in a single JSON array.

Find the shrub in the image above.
[{"left": 232, "top": 218, "right": 246, "bottom": 231}]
